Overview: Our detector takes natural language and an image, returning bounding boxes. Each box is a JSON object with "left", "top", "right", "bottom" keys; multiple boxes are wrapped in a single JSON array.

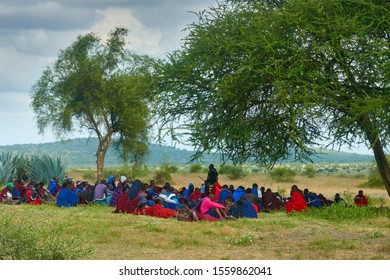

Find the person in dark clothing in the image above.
[{"left": 205, "top": 164, "right": 218, "bottom": 195}]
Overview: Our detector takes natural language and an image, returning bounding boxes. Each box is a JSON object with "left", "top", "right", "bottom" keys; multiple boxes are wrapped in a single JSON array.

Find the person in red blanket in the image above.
[
  {"left": 150, "top": 198, "right": 175, "bottom": 218},
  {"left": 26, "top": 183, "right": 42, "bottom": 205},
  {"left": 354, "top": 190, "right": 368, "bottom": 207},
  {"left": 113, "top": 186, "right": 129, "bottom": 213},
  {"left": 285, "top": 185, "right": 307, "bottom": 213}
]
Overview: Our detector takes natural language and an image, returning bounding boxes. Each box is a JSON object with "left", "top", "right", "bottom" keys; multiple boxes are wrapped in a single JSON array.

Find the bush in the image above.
[
  {"left": 189, "top": 163, "right": 203, "bottom": 173},
  {"left": 269, "top": 167, "right": 296, "bottom": 182},
  {"left": 302, "top": 165, "right": 317, "bottom": 178},
  {"left": 219, "top": 165, "right": 247, "bottom": 180},
  {"left": 153, "top": 162, "right": 178, "bottom": 185}
]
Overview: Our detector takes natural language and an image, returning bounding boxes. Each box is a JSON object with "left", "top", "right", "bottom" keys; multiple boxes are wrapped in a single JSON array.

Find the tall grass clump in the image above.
[
  {"left": 153, "top": 162, "right": 178, "bottom": 184},
  {"left": 189, "top": 163, "right": 204, "bottom": 173},
  {"left": 269, "top": 167, "right": 296, "bottom": 182},
  {"left": 219, "top": 165, "right": 247, "bottom": 180},
  {"left": 304, "top": 203, "right": 390, "bottom": 221},
  {"left": 302, "top": 165, "right": 317, "bottom": 178},
  {"left": 0, "top": 212, "right": 93, "bottom": 260}
]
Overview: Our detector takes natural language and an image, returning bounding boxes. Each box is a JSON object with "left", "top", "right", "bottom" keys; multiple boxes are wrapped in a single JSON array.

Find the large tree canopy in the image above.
[
  {"left": 154, "top": 0, "right": 390, "bottom": 196},
  {"left": 31, "top": 27, "right": 155, "bottom": 180}
]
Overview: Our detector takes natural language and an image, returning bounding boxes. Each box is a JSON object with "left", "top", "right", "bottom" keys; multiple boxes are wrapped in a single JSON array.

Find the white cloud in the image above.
[{"left": 91, "top": 8, "right": 163, "bottom": 56}]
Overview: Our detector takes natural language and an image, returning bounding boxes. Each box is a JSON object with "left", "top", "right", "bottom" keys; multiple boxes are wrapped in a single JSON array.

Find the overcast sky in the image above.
[{"left": 0, "top": 0, "right": 372, "bottom": 155}]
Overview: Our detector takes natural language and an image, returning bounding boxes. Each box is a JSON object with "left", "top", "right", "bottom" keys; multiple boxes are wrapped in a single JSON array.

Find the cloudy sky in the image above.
[{"left": 0, "top": 0, "right": 372, "bottom": 155}]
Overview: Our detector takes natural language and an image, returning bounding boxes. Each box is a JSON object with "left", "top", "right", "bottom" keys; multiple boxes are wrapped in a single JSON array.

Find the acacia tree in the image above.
[
  {"left": 31, "top": 27, "right": 154, "bottom": 180},
  {"left": 154, "top": 0, "right": 390, "bottom": 196}
]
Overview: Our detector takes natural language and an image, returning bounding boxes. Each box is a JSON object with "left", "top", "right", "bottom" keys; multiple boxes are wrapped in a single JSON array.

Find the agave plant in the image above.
[
  {"left": 0, "top": 151, "right": 17, "bottom": 184},
  {"left": 26, "top": 154, "right": 67, "bottom": 184}
]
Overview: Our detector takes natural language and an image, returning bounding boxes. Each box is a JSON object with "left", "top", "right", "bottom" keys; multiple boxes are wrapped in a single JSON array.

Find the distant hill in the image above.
[{"left": 0, "top": 137, "right": 373, "bottom": 167}]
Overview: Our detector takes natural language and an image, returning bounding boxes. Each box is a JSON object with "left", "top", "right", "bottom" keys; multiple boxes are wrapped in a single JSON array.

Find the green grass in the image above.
[{"left": 1, "top": 203, "right": 389, "bottom": 260}]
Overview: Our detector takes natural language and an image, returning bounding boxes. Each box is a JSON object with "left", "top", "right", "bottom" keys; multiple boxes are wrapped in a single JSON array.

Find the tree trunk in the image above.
[
  {"left": 96, "top": 134, "right": 113, "bottom": 181},
  {"left": 371, "top": 139, "right": 390, "bottom": 197},
  {"left": 358, "top": 115, "right": 390, "bottom": 197}
]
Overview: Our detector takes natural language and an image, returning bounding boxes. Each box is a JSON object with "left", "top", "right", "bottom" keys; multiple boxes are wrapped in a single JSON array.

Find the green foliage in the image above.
[
  {"left": 0, "top": 213, "right": 93, "bottom": 260},
  {"left": 219, "top": 165, "right": 247, "bottom": 180},
  {"left": 305, "top": 204, "right": 390, "bottom": 221},
  {"left": 153, "top": 162, "right": 178, "bottom": 185},
  {"left": 269, "top": 167, "right": 296, "bottom": 182},
  {"left": 302, "top": 165, "right": 317, "bottom": 178},
  {"left": 0, "top": 152, "right": 66, "bottom": 184},
  {"left": 154, "top": 0, "right": 390, "bottom": 194},
  {"left": 360, "top": 160, "right": 390, "bottom": 189},
  {"left": 27, "top": 154, "right": 67, "bottom": 183},
  {"left": 0, "top": 151, "right": 17, "bottom": 184},
  {"left": 189, "top": 163, "right": 204, "bottom": 173},
  {"left": 31, "top": 27, "right": 155, "bottom": 180}
]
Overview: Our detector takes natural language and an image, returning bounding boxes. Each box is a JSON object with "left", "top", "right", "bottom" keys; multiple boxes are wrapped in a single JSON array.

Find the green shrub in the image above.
[
  {"left": 189, "top": 163, "right": 203, "bottom": 173},
  {"left": 219, "top": 165, "right": 247, "bottom": 180},
  {"left": 269, "top": 167, "right": 296, "bottom": 182},
  {"left": 0, "top": 213, "right": 93, "bottom": 260},
  {"left": 302, "top": 165, "right": 317, "bottom": 178},
  {"left": 153, "top": 162, "right": 178, "bottom": 184}
]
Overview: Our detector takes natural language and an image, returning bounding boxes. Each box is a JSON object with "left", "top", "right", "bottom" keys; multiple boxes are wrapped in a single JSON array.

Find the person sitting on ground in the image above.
[
  {"left": 13, "top": 179, "right": 27, "bottom": 203},
  {"left": 109, "top": 182, "right": 123, "bottom": 207},
  {"left": 252, "top": 183, "right": 263, "bottom": 212},
  {"left": 56, "top": 181, "right": 79, "bottom": 207},
  {"left": 317, "top": 193, "right": 333, "bottom": 206},
  {"left": 218, "top": 184, "right": 231, "bottom": 203},
  {"left": 1, "top": 182, "right": 20, "bottom": 204},
  {"left": 148, "top": 179, "right": 162, "bottom": 194},
  {"left": 333, "top": 193, "right": 347, "bottom": 206},
  {"left": 79, "top": 183, "right": 94, "bottom": 204},
  {"left": 37, "top": 181, "right": 54, "bottom": 203},
  {"left": 189, "top": 186, "right": 202, "bottom": 205},
  {"left": 182, "top": 183, "right": 194, "bottom": 203},
  {"left": 176, "top": 204, "right": 199, "bottom": 222},
  {"left": 106, "top": 175, "right": 116, "bottom": 192},
  {"left": 238, "top": 196, "right": 258, "bottom": 218},
  {"left": 48, "top": 176, "right": 61, "bottom": 197},
  {"left": 198, "top": 193, "right": 227, "bottom": 219},
  {"left": 303, "top": 188, "right": 310, "bottom": 202},
  {"left": 233, "top": 186, "right": 245, "bottom": 202},
  {"left": 262, "top": 188, "right": 283, "bottom": 212},
  {"left": 354, "top": 190, "right": 368, "bottom": 207},
  {"left": 113, "top": 186, "right": 129, "bottom": 213},
  {"left": 285, "top": 185, "right": 307, "bottom": 213},
  {"left": 150, "top": 198, "right": 176, "bottom": 218},
  {"left": 93, "top": 179, "right": 108, "bottom": 205},
  {"left": 307, "top": 192, "right": 322, "bottom": 208},
  {"left": 26, "top": 183, "right": 42, "bottom": 205},
  {"left": 223, "top": 195, "right": 242, "bottom": 218}
]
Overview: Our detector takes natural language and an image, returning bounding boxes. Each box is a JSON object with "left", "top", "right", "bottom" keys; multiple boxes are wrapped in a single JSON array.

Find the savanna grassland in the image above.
[{"left": 1, "top": 171, "right": 389, "bottom": 260}]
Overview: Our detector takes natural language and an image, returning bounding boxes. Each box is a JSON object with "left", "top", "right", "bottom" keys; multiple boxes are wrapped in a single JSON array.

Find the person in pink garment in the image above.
[{"left": 199, "top": 193, "right": 227, "bottom": 218}]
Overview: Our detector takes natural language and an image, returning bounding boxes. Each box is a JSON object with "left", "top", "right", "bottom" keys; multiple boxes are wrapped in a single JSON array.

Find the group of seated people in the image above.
[{"left": 1, "top": 176, "right": 369, "bottom": 221}]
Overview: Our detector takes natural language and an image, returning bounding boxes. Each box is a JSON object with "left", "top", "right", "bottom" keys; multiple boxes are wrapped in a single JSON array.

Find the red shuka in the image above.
[{"left": 285, "top": 191, "right": 307, "bottom": 213}]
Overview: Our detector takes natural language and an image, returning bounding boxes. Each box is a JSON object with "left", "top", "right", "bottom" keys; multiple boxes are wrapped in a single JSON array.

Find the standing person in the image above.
[
  {"left": 354, "top": 190, "right": 368, "bottom": 207},
  {"left": 205, "top": 164, "right": 218, "bottom": 196}
]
